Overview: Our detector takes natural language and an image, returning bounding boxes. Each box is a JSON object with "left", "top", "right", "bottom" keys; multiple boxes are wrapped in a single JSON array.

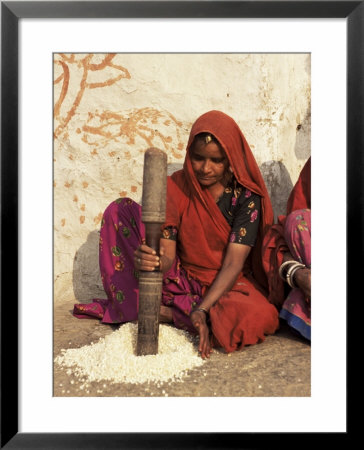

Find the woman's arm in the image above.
[
  {"left": 201, "top": 243, "right": 251, "bottom": 310},
  {"left": 190, "top": 243, "right": 251, "bottom": 358},
  {"left": 282, "top": 251, "right": 311, "bottom": 299}
]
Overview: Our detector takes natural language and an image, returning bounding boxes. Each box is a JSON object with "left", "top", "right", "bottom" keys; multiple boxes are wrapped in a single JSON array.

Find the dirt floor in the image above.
[{"left": 53, "top": 298, "right": 310, "bottom": 397}]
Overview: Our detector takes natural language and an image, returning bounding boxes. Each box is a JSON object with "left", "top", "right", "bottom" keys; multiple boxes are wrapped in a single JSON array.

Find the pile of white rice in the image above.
[{"left": 55, "top": 323, "right": 206, "bottom": 385}]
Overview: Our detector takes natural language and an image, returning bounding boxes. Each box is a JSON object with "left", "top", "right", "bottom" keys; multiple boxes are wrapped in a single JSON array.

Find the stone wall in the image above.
[{"left": 54, "top": 53, "right": 310, "bottom": 304}]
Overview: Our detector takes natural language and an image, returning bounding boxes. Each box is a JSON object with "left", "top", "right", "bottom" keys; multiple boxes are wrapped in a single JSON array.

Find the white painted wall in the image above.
[{"left": 54, "top": 53, "right": 310, "bottom": 303}]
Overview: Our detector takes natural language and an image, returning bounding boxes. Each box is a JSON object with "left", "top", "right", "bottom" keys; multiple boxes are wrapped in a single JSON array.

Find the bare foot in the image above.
[{"left": 159, "top": 305, "right": 173, "bottom": 323}]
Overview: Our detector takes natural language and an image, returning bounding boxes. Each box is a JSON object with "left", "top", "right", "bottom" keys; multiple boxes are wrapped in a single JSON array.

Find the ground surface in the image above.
[{"left": 54, "top": 298, "right": 310, "bottom": 397}]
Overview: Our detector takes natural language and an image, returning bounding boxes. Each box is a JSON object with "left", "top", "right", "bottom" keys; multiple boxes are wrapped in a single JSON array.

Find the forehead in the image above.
[{"left": 191, "top": 139, "right": 226, "bottom": 158}]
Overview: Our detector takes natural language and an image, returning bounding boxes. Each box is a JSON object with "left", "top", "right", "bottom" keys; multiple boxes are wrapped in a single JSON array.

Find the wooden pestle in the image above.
[{"left": 136, "top": 147, "right": 167, "bottom": 356}]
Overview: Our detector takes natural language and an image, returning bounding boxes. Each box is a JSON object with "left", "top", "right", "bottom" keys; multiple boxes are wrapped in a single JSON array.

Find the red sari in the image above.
[
  {"left": 74, "top": 110, "right": 279, "bottom": 353},
  {"left": 164, "top": 110, "right": 279, "bottom": 352}
]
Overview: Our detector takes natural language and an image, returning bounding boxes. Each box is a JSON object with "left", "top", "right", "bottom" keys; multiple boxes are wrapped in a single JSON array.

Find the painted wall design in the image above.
[{"left": 53, "top": 53, "right": 311, "bottom": 304}]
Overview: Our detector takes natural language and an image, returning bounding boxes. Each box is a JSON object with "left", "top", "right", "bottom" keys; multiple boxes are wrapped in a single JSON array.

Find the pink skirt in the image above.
[{"left": 279, "top": 209, "right": 311, "bottom": 340}]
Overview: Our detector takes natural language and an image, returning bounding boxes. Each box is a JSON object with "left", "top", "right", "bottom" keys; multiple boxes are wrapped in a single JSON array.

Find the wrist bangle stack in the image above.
[
  {"left": 278, "top": 260, "right": 296, "bottom": 280},
  {"left": 286, "top": 262, "right": 306, "bottom": 288},
  {"left": 279, "top": 260, "right": 306, "bottom": 289}
]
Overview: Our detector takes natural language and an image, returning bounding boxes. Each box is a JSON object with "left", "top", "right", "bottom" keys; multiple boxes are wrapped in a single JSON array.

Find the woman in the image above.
[
  {"left": 74, "top": 110, "right": 279, "bottom": 358},
  {"left": 262, "top": 157, "right": 311, "bottom": 340}
]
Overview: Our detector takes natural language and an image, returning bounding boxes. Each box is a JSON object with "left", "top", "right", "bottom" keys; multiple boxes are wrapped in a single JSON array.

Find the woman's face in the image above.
[{"left": 190, "top": 138, "right": 229, "bottom": 188}]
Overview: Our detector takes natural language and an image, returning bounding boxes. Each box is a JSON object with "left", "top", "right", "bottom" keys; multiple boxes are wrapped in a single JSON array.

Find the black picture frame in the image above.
[{"left": 1, "top": 1, "right": 359, "bottom": 448}]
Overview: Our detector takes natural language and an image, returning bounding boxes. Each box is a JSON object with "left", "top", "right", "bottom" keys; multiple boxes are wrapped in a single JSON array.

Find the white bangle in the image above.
[
  {"left": 286, "top": 262, "right": 306, "bottom": 288},
  {"left": 278, "top": 260, "right": 297, "bottom": 281}
]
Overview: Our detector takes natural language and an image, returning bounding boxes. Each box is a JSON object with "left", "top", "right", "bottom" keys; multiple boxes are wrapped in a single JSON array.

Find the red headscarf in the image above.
[
  {"left": 286, "top": 157, "right": 311, "bottom": 214},
  {"left": 165, "top": 110, "right": 274, "bottom": 291}
]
